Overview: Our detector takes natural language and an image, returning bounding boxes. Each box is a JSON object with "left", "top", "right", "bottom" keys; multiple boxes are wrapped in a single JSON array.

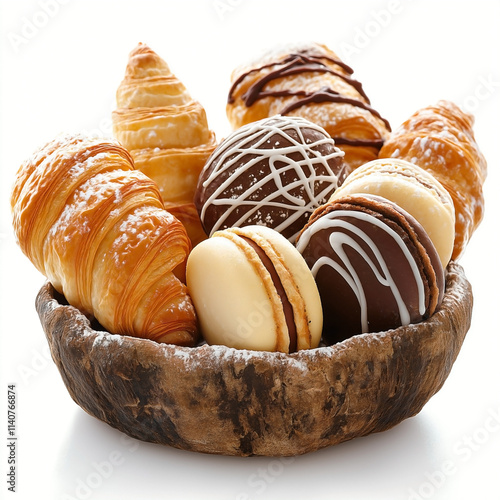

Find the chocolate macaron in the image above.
[
  {"left": 194, "top": 115, "right": 345, "bottom": 242},
  {"left": 186, "top": 225, "right": 322, "bottom": 352},
  {"left": 296, "top": 194, "right": 445, "bottom": 345}
]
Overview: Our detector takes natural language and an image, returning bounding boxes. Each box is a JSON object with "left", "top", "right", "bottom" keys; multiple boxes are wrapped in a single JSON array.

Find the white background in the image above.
[{"left": 1, "top": 1, "right": 499, "bottom": 499}]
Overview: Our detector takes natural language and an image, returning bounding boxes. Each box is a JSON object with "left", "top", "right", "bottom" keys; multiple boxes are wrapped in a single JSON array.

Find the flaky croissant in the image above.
[
  {"left": 379, "top": 100, "right": 487, "bottom": 260},
  {"left": 113, "top": 43, "right": 216, "bottom": 246},
  {"left": 11, "top": 134, "right": 198, "bottom": 346},
  {"left": 226, "top": 42, "right": 391, "bottom": 178}
]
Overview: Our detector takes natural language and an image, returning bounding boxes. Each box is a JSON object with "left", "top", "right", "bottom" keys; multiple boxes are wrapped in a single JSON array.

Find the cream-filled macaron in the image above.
[
  {"left": 186, "top": 225, "right": 322, "bottom": 353},
  {"left": 330, "top": 158, "right": 455, "bottom": 267}
]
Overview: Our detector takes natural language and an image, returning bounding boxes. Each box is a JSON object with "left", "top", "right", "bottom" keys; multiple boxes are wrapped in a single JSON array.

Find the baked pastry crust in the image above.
[
  {"left": 36, "top": 262, "right": 472, "bottom": 456},
  {"left": 379, "top": 100, "right": 486, "bottom": 260},
  {"left": 226, "top": 42, "right": 391, "bottom": 176},
  {"left": 113, "top": 43, "right": 216, "bottom": 245},
  {"left": 113, "top": 102, "right": 212, "bottom": 151},
  {"left": 11, "top": 134, "right": 197, "bottom": 345}
]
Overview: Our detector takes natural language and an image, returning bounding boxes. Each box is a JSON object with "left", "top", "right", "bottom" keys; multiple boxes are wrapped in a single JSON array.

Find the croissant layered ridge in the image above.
[
  {"left": 112, "top": 43, "right": 217, "bottom": 246},
  {"left": 116, "top": 44, "right": 191, "bottom": 108},
  {"left": 379, "top": 100, "right": 487, "bottom": 260},
  {"left": 11, "top": 134, "right": 198, "bottom": 346},
  {"left": 112, "top": 101, "right": 212, "bottom": 150}
]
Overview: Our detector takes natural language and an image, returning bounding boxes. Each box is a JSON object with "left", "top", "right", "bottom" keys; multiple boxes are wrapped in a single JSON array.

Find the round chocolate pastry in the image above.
[
  {"left": 194, "top": 115, "right": 345, "bottom": 242},
  {"left": 296, "top": 194, "right": 445, "bottom": 345}
]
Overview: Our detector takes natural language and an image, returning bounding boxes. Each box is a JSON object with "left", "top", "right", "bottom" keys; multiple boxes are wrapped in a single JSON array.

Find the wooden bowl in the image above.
[{"left": 36, "top": 261, "right": 472, "bottom": 456}]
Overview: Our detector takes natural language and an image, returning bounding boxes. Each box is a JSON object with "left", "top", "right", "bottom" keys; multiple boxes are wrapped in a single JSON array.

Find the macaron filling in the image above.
[{"left": 238, "top": 235, "right": 298, "bottom": 352}]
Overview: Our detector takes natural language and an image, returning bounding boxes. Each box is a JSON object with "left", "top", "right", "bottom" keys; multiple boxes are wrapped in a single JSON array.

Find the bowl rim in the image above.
[{"left": 35, "top": 261, "right": 472, "bottom": 456}]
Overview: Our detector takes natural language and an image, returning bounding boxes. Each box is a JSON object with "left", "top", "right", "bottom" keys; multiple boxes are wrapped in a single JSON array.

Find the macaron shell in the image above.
[
  {"left": 216, "top": 229, "right": 290, "bottom": 352},
  {"left": 331, "top": 158, "right": 455, "bottom": 268},
  {"left": 186, "top": 236, "right": 279, "bottom": 351},
  {"left": 232, "top": 226, "right": 323, "bottom": 349},
  {"left": 227, "top": 225, "right": 323, "bottom": 350}
]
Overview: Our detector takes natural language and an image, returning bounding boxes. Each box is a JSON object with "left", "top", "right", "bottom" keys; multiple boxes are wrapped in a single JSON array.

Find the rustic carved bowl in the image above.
[{"left": 36, "top": 262, "right": 472, "bottom": 456}]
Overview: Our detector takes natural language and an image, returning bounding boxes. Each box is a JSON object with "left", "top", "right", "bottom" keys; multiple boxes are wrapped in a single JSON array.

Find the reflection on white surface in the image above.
[{"left": 1, "top": 1, "right": 499, "bottom": 499}]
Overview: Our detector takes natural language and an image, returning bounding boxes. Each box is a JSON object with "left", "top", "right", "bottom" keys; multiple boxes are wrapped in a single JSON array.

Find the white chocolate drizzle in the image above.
[
  {"left": 199, "top": 116, "right": 344, "bottom": 241},
  {"left": 296, "top": 209, "right": 426, "bottom": 333}
]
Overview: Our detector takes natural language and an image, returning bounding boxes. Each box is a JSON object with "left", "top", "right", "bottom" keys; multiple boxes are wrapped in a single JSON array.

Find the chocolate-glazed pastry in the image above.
[
  {"left": 227, "top": 42, "right": 391, "bottom": 176},
  {"left": 194, "top": 115, "right": 345, "bottom": 242},
  {"left": 296, "top": 194, "right": 444, "bottom": 345}
]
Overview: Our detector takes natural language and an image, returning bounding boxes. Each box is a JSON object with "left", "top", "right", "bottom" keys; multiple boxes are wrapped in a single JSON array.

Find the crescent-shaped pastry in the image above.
[
  {"left": 11, "top": 134, "right": 198, "bottom": 346},
  {"left": 226, "top": 42, "right": 391, "bottom": 177},
  {"left": 112, "top": 43, "right": 216, "bottom": 246},
  {"left": 379, "top": 100, "right": 487, "bottom": 260}
]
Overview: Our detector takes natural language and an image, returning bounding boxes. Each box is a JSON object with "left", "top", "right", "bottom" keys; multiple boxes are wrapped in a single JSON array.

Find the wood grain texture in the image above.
[{"left": 36, "top": 262, "right": 472, "bottom": 456}]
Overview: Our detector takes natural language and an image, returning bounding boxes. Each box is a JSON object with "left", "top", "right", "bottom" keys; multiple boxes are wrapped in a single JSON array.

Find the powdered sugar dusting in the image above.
[
  {"left": 107, "top": 206, "right": 160, "bottom": 267},
  {"left": 48, "top": 169, "right": 130, "bottom": 239},
  {"left": 90, "top": 329, "right": 125, "bottom": 349}
]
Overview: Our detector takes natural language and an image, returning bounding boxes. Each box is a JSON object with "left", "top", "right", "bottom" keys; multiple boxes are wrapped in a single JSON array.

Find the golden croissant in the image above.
[
  {"left": 226, "top": 42, "right": 391, "bottom": 178},
  {"left": 113, "top": 43, "right": 216, "bottom": 246},
  {"left": 11, "top": 134, "right": 198, "bottom": 346},
  {"left": 379, "top": 100, "right": 487, "bottom": 260}
]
